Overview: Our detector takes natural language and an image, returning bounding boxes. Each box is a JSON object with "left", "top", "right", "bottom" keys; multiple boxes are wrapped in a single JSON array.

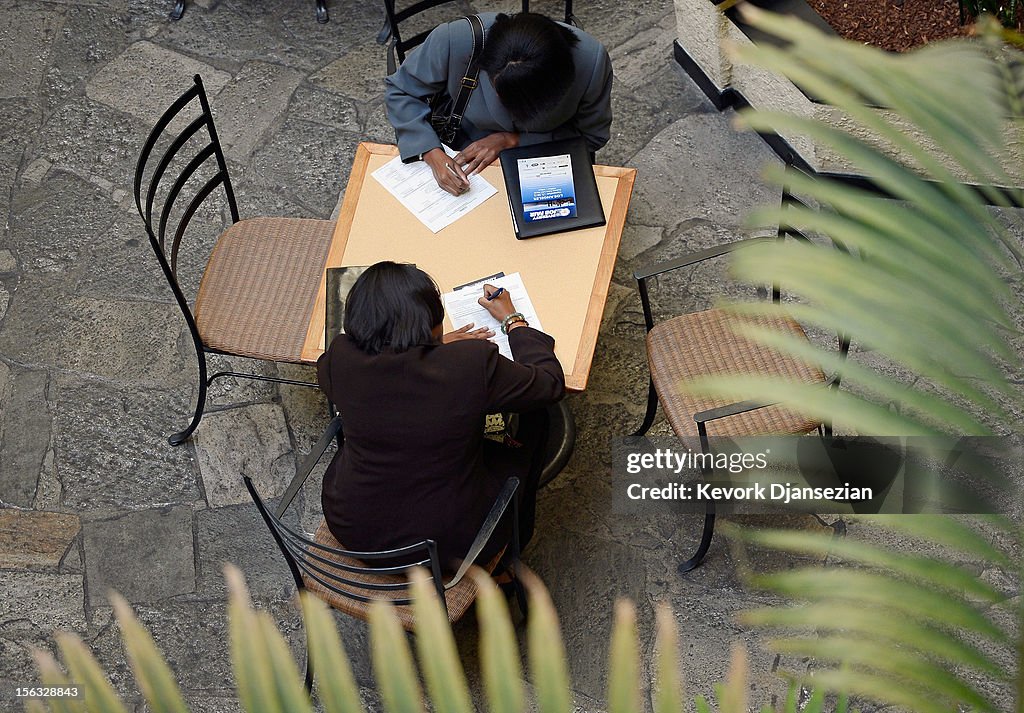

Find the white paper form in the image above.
[
  {"left": 371, "top": 146, "right": 497, "bottom": 233},
  {"left": 442, "top": 272, "right": 543, "bottom": 360}
]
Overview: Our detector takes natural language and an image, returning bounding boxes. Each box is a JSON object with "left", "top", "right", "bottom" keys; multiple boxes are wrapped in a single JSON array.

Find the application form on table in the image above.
[
  {"left": 371, "top": 146, "right": 497, "bottom": 233},
  {"left": 442, "top": 272, "right": 542, "bottom": 360}
]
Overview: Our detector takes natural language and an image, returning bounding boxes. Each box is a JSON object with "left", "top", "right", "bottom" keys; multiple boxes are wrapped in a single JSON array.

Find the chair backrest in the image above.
[
  {"left": 247, "top": 414, "right": 522, "bottom": 623},
  {"left": 244, "top": 414, "right": 449, "bottom": 610},
  {"left": 244, "top": 473, "right": 449, "bottom": 607},
  {"left": 381, "top": 0, "right": 576, "bottom": 69},
  {"left": 133, "top": 74, "right": 239, "bottom": 297}
]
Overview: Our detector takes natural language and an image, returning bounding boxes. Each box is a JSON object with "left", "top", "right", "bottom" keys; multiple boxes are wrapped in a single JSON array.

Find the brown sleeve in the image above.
[{"left": 483, "top": 327, "right": 565, "bottom": 413}]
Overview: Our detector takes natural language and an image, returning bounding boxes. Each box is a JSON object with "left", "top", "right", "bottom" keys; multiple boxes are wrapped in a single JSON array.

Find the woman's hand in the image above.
[
  {"left": 454, "top": 132, "right": 519, "bottom": 175},
  {"left": 477, "top": 284, "right": 516, "bottom": 321},
  {"left": 423, "top": 148, "right": 470, "bottom": 196},
  {"left": 443, "top": 322, "right": 495, "bottom": 343}
]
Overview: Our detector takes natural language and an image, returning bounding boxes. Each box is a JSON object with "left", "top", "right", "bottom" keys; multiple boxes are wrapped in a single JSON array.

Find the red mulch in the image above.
[{"left": 809, "top": 0, "right": 972, "bottom": 51}]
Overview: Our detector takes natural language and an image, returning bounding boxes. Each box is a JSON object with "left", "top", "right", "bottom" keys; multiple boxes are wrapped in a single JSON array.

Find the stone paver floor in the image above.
[{"left": 1, "top": 1, "right": 1004, "bottom": 711}]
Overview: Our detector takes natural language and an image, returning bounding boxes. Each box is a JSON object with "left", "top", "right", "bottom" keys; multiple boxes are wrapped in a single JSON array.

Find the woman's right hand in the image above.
[
  {"left": 423, "top": 148, "right": 470, "bottom": 196},
  {"left": 478, "top": 284, "right": 516, "bottom": 321}
]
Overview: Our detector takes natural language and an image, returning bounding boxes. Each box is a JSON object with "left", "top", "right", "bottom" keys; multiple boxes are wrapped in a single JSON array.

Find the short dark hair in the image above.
[
  {"left": 479, "top": 13, "right": 579, "bottom": 126},
  {"left": 344, "top": 262, "right": 444, "bottom": 355}
]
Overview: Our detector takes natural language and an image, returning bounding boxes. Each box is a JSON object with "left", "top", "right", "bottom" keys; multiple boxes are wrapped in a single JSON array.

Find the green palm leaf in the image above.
[
  {"left": 732, "top": 527, "right": 1007, "bottom": 603},
  {"left": 718, "top": 645, "right": 749, "bottom": 713},
  {"left": 226, "top": 564, "right": 310, "bottom": 713},
  {"left": 470, "top": 570, "right": 526, "bottom": 713},
  {"left": 652, "top": 604, "right": 683, "bottom": 713},
  {"left": 743, "top": 604, "right": 1007, "bottom": 677},
  {"left": 368, "top": 601, "right": 424, "bottom": 713},
  {"left": 23, "top": 699, "right": 49, "bottom": 713},
  {"left": 255, "top": 607, "right": 316, "bottom": 712},
  {"left": 607, "top": 600, "right": 641, "bottom": 713},
  {"left": 110, "top": 592, "right": 189, "bottom": 713},
  {"left": 523, "top": 568, "right": 573, "bottom": 713},
  {"left": 702, "top": 8, "right": 1024, "bottom": 444},
  {"left": 409, "top": 570, "right": 474, "bottom": 713},
  {"left": 30, "top": 647, "right": 86, "bottom": 713},
  {"left": 55, "top": 633, "right": 129, "bottom": 713},
  {"left": 299, "top": 592, "right": 365, "bottom": 713}
]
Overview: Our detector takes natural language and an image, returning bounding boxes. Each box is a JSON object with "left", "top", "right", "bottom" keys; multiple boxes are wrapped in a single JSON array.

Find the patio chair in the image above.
[
  {"left": 170, "top": 1, "right": 329, "bottom": 23},
  {"left": 631, "top": 185, "right": 849, "bottom": 571},
  {"left": 245, "top": 415, "right": 527, "bottom": 691},
  {"left": 380, "top": 0, "right": 579, "bottom": 73},
  {"left": 134, "top": 74, "right": 336, "bottom": 446}
]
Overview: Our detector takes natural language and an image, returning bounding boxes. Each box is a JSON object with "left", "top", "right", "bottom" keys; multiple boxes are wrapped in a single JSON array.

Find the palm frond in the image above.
[
  {"left": 470, "top": 570, "right": 526, "bottom": 713},
  {"left": 727, "top": 519, "right": 1021, "bottom": 712},
  {"left": 299, "top": 592, "right": 365, "bottom": 713},
  {"left": 607, "top": 600, "right": 642, "bottom": 713},
  {"left": 110, "top": 592, "right": 189, "bottom": 713},
  {"left": 691, "top": 8, "right": 1024, "bottom": 440}
]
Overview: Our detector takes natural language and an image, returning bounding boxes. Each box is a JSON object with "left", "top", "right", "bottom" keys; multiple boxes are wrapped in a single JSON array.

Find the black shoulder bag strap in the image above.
[{"left": 446, "top": 14, "right": 486, "bottom": 137}]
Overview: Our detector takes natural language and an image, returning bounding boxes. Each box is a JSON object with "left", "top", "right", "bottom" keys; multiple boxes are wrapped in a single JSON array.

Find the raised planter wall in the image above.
[{"left": 673, "top": 0, "right": 1024, "bottom": 185}]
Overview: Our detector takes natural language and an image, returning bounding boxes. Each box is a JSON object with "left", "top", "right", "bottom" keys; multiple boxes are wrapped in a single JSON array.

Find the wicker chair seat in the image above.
[
  {"left": 195, "top": 217, "right": 335, "bottom": 362},
  {"left": 302, "top": 520, "right": 504, "bottom": 631},
  {"left": 647, "top": 308, "right": 826, "bottom": 438}
]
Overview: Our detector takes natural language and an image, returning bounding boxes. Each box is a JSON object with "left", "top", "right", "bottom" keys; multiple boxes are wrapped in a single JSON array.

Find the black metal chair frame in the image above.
[
  {"left": 631, "top": 179, "right": 850, "bottom": 572},
  {"left": 538, "top": 400, "right": 576, "bottom": 488},
  {"left": 171, "top": 0, "right": 329, "bottom": 23},
  {"left": 245, "top": 415, "right": 526, "bottom": 692},
  {"left": 134, "top": 74, "right": 323, "bottom": 446},
  {"left": 379, "top": 0, "right": 578, "bottom": 72}
]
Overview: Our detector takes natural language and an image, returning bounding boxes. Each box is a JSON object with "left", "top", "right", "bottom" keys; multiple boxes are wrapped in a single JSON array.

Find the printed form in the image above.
[
  {"left": 371, "top": 147, "right": 497, "bottom": 233},
  {"left": 442, "top": 272, "right": 542, "bottom": 360}
]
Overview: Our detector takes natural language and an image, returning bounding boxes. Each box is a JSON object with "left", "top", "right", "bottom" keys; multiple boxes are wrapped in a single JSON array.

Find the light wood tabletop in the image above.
[{"left": 301, "top": 142, "right": 636, "bottom": 391}]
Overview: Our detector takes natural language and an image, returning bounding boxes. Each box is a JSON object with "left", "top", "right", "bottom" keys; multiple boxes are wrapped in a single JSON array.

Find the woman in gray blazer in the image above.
[{"left": 385, "top": 12, "right": 613, "bottom": 196}]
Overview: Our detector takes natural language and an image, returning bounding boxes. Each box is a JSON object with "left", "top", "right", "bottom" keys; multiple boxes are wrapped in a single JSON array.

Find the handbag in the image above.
[{"left": 429, "top": 14, "right": 485, "bottom": 147}]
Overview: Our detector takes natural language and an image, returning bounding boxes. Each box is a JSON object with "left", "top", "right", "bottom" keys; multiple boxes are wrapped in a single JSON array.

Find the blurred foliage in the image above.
[
  {"left": 694, "top": 8, "right": 1024, "bottom": 711},
  {"left": 29, "top": 564, "right": 843, "bottom": 713},
  {"left": 962, "top": 2, "right": 1024, "bottom": 31},
  {"left": 691, "top": 8, "right": 1024, "bottom": 438}
]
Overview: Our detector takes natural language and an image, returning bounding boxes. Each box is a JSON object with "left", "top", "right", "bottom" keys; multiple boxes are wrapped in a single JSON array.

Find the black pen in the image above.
[{"left": 486, "top": 287, "right": 504, "bottom": 301}]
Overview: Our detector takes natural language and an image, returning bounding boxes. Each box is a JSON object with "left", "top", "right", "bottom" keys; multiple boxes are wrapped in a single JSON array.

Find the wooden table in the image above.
[{"left": 301, "top": 142, "right": 636, "bottom": 391}]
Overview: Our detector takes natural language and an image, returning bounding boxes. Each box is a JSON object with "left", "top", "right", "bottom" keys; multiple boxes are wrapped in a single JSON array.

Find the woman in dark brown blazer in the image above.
[{"left": 317, "top": 261, "right": 565, "bottom": 571}]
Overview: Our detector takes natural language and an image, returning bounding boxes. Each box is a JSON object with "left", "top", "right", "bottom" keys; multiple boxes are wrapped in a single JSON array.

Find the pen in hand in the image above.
[
  {"left": 445, "top": 163, "right": 470, "bottom": 192},
  {"left": 486, "top": 287, "right": 504, "bottom": 301}
]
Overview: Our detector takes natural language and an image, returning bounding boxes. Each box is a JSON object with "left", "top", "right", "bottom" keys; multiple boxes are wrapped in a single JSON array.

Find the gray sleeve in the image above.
[
  {"left": 384, "top": 23, "right": 451, "bottom": 162},
  {"left": 572, "top": 45, "right": 613, "bottom": 153}
]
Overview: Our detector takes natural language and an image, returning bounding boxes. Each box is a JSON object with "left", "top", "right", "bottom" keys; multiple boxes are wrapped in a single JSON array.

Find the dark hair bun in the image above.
[{"left": 479, "top": 12, "right": 579, "bottom": 126}]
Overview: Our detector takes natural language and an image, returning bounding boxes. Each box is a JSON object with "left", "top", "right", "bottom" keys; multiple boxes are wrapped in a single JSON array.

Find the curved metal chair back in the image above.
[
  {"left": 132, "top": 74, "right": 332, "bottom": 447},
  {"left": 133, "top": 74, "right": 238, "bottom": 300},
  {"left": 245, "top": 475, "right": 448, "bottom": 608},
  {"left": 245, "top": 415, "right": 447, "bottom": 609},
  {"left": 132, "top": 74, "right": 240, "bottom": 446},
  {"left": 245, "top": 415, "right": 524, "bottom": 690},
  {"left": 381, "top": 0, "right": 576, "bottom": 71}
]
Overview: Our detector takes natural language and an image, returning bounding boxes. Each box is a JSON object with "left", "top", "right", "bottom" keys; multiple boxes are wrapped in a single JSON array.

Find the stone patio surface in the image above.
[{"left": 0, "top": 1, "right": 1016, "bottom": 712}]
